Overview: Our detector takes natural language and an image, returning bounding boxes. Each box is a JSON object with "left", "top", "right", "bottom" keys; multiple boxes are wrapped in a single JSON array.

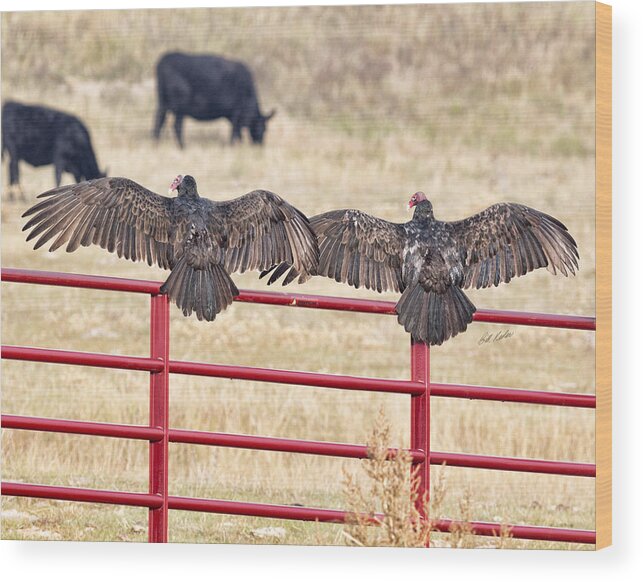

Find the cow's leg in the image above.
[
  {"left": 153, "top": 106, "right": 167, "bottom": 140},
  {"left": 50, "top": 144, "right": 65, "bottom": 187},
  {"left": 7, "top": 154, "right": 20, "bottom": 201},
  {"left": 173, "top": 114, "right": 185, "bottom": 149},
  {"left": 8, "top": 153, "right": 19, "bottom": 186},
  {"left": 230, "top": 117, "right": 242, "bottom": 144},
  {"left": 53, "top": 160, "right": 64, "bottom": 187}
]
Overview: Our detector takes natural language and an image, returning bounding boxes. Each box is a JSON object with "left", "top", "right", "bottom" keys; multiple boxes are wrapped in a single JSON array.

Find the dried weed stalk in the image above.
[
  {"left": 342, "top": 411, "right": 431, "bottom": 547},
  {"left": 343, "top": 411, "right": 513, "bottom": 549}
]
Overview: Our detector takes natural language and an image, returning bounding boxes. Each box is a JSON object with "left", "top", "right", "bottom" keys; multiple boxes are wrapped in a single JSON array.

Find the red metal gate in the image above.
[{"left": 1, "top": 267, "right": 596, "bottom": 545}]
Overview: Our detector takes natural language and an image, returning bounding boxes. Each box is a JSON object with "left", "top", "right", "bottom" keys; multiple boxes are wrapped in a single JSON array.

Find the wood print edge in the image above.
[{"left": 595, "top": 0, "right": 612, "bottom": 551}]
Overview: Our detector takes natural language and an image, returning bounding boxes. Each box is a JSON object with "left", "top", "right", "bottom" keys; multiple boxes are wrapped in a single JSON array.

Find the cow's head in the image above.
[
  {"left": 85, "top": 167, "right": 107, "bottom": 181},
  {"left": 250, "top": 109, "right": 276, "bottom": 144}
]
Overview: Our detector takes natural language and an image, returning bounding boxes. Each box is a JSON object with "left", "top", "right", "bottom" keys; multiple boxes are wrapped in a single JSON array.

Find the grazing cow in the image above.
[
  {"left": 153, "top": 52, "right": 276, "bottom": 148},
  {"left": 2, "top": 101, "right": 105, "bottom": 201}
]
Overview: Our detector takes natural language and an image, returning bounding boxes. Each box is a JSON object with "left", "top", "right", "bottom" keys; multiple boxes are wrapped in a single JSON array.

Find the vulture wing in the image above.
[
  {"left": 22, "top": 177, "right": 176, "bottom": 269},
  {"left": 448, "top": 203, "right": 579, "bottom": 289},
  {"left": 205, "top": 189, "right": 318, "bottom": 276},
  {"left": 313, "top": 210, "right": 406, "bottom": 292},
  {"left": 266, "top": 209, "right": 407, "bottom": 292}
]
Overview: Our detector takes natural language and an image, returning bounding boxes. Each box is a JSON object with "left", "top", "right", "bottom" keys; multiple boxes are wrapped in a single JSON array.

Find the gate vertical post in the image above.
[
  {"left": 148, "top": 293, "right": 170, "bottom": 543},
  {"left": 410, "top": 339, "right": 430, "bottom": 523}
]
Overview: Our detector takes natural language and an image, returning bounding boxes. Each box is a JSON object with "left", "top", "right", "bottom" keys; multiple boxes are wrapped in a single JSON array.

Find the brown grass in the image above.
[{"left": 1, "top": 3, "right": 596, "bottom": 548}]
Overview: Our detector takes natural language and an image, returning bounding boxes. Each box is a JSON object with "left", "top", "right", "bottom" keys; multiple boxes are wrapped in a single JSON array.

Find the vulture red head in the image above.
[
  {"left": 408, "top": 191, "right": 427, "bottom": 209},
  {"left": 169, "top": 175, "right": 183, "bottom": 192}
]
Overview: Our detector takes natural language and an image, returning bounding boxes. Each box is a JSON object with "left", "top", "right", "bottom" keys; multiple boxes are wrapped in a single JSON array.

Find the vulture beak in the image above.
[
  {"left": 407, "top": 192, "right": 424, "bottom": 211},
  {"left": 169, "top": 175, "right": 183, "bottom": 193}
]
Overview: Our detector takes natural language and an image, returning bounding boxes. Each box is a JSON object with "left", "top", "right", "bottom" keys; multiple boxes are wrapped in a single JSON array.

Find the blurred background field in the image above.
[{"left": 1, "top": 3, "right": 596, "bottom": 548}]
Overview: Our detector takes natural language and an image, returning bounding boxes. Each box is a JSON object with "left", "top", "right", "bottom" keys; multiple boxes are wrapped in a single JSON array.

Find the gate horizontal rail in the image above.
[
  {"left": 1, "top": 267, "right": 596, "bottom": 330},
  {"left": 1, "top": 414, "right": 595, "bottom": 477},
  {"left": 2, "top": 345, "right": 164, "bottom": 372},
  {"left": 2, "top": 345, "right": 596, "bottom": 406},
  {"left": 1, "top": 267, "right": 596, "bottom": 545},
  {"left": 1, "top": 482, "right": 596, "bottom": 545},
  {"left": 430, "top": 382, "right": 596, "bottom": 408}
]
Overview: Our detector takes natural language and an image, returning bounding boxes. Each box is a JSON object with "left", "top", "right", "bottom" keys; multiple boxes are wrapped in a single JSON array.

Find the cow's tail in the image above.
[
  {"left": 153, "top": 63, "right": 169, "bottom": 139},
  {"left": 155, "top": 59, "right": 170, "bottom": 106}
]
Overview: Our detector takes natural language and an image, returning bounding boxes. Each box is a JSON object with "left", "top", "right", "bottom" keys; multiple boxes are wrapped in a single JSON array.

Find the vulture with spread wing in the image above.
[
  {"left": 22, "top": 175, "right": 318, "bottom": 321},
  {"left": 262, "top": 192, "right": 579, "bottom": 345}
]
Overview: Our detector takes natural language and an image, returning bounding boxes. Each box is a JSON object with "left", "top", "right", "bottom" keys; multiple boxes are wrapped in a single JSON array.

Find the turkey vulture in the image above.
[
  {"left": 261, "top": 192, "right": 579, "bottom": 345},
  {"left": 22, "top": 175, "right": 318, "bottom": 321}
]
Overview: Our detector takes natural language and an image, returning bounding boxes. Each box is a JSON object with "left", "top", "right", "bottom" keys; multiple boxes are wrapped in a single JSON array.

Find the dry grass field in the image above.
[{"left": 1, "top": 3, "right": 596, "bottom": 548}]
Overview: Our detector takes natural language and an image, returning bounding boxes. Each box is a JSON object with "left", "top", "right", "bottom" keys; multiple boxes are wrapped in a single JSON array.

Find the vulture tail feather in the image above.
[
  {"left": 396, "top": 284, "right": 476, "bottom": 346},
  {"left": 161, "top": 257, "right": 239, "bottom": 321}
]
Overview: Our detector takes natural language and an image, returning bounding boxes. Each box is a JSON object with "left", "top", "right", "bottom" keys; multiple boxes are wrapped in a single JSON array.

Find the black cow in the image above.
[
  {"left": 153, "top": 52, "right": 276, "bottom": 148},
  {"left": 2, "top": 101, "right": 105, "bottom": 201}
]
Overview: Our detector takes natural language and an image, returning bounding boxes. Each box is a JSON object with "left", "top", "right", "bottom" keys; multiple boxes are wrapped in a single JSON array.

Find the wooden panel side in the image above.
[{"left": 595, "top": 0, "right": 612, "bottom": 551}]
